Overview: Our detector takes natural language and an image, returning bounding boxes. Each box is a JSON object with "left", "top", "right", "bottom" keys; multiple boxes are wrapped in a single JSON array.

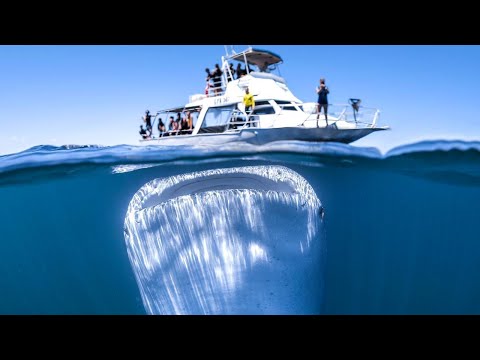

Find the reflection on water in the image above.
[{"left": 124, "top": 166, "right": 325, "bottom": 314}]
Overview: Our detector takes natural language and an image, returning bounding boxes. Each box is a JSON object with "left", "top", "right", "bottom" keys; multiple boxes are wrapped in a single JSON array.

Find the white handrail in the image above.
[
  {"left": 298, "top": 102, "right": 381, "bottom": 128},
  {"left": 372, "top": 109, "right": 380, "bottom": 127}
]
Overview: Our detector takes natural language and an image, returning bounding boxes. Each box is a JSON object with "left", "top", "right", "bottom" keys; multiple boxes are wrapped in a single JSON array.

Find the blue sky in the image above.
[{"left": 1, "top": 45, "right": 479, "bottom": 155}]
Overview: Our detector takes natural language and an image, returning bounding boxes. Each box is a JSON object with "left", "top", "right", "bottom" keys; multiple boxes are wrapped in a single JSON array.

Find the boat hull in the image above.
[{"left": 139, "top": 126, "right": 389, "bottom": 146}]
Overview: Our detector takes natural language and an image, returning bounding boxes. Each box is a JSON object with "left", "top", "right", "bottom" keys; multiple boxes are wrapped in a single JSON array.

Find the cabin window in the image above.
[
  {"left": 199, "top": 105, "right": 235, "bottom": 134},
  {"left": 281, "top": 106, "right": 298, "bottom": 111},
  {"left": 252, "top": 106, "right": 276, "bottom": 115},
  {"left": 274, "top": 100, "right": 298, "bottom": 111}
]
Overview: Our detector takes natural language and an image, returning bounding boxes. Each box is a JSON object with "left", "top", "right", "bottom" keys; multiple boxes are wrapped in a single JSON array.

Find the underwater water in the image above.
[{"left": 1, "top": 140, "right": 480, "bottom": 314}]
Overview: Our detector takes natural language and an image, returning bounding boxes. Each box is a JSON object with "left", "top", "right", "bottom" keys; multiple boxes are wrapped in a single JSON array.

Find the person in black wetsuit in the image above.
[
  {"left": 236, "top": 63, "right": 244, "bottom": 79},
  {"left": 144, "top": 110, "right": 153, "bottom": 133},
  {"left": 205, "top": 67, "right": 212, "bottom": 81},
  {"left": 316, "top": 78, "right": 330, "bottom": 125},
  {"left": 226, "top": 63, "right": 235, "bottom": 82}
]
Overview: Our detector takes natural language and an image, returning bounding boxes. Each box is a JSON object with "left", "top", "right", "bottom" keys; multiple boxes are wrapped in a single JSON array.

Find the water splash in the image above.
[{"left": 124, "top": 165, "right": 325, "bottom": 315}]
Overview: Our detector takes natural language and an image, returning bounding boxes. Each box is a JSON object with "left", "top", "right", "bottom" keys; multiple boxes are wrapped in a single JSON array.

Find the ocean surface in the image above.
[{"left": 1, "top": 140, "right": 480, "bottom": 315}]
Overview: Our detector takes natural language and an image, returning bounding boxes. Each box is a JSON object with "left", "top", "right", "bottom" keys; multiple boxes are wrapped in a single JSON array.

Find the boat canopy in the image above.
[
  {"left": 227, "top": 47, "right": 283, "bottom": 68},
  {"left": 157, "top": 105, "right": 202, "bottom": 114}
]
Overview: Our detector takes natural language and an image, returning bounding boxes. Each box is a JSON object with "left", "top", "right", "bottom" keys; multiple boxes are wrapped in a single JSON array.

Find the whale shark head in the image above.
[{"left": 124, "top": 165, "right": 325, "bottom": 315}]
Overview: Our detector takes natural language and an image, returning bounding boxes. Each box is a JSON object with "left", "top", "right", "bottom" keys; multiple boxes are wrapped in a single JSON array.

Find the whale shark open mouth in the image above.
[{"left": 124, "top": 165, "right": 325, "bottom": 315}]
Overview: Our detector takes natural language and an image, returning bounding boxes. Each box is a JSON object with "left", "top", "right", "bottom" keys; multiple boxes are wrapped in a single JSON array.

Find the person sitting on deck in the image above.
[
  {"left": 180, "top": 115, "right": 190, "bottom": 135},
  {"left": 259, "top": 61, "right": 270, "bottom": 73},
  {"left": 169, "top": 115, "right": 180, "bottom": 135},
  {"left": 139, "top": 125, "right": 149, "bottom": 140},
  {"left": 180, "top": 111, "right": 193, "bottom": 134},
  {"left": 186, "top": 111, "right": 193, "bottom": 130},
  {"left": 175, "top": 112, "right": 182, "bottom": 127},
  {"left": 157, "top": 117, "right": 166, "bottom": 137}
]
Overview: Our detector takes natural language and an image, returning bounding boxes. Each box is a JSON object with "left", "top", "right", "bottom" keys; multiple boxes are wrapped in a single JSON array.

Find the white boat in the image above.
[{"left": 140, "top": 46, "right": 389, "bottom": 146}]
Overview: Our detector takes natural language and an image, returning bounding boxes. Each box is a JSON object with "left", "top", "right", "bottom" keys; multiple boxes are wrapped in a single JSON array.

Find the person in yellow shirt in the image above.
[
  {"left": 242, "top": 87, "right": 256, "bottom": 127},
  {"left": 243, "top": 87, "right": 255, "bottom": 114}
]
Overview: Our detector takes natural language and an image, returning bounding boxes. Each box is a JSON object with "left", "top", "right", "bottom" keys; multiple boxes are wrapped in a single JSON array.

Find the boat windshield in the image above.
[{"left": 198, "top": 105, "right": 236, "bottom": 134}]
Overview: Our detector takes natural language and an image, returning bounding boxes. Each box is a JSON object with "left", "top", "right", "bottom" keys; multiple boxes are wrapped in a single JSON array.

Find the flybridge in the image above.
[
  {"left": 226, "top": 47, "right": 283, "bottom": 68},
  {"left": 221, "top": 46, "right": 285, "bottom": 83}
]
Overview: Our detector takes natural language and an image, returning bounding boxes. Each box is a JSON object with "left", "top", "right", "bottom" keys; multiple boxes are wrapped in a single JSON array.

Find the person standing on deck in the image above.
[
  {"left": 226, "top": 63, "right": 236, "bottom": 82},
  {"left": 205, "top": 67, "right": 212, "bottom": 82},
  {"left": 236, "top": 63, "right": 244, "bottom": 79},
  {"left": 316, "top": 78, "right": 329, "bottom": 126},
  {"left": 243, "top": 87, "right": 255, "bottom": 113},
  {"left": 144, "top": 110, "right": 153, "bottom": 133},
  {"left": 205, "top": 68, "right": 213, "bottom": 96},
  {"left": 243, "top": 87, "right": 255, "bottom": 127}
]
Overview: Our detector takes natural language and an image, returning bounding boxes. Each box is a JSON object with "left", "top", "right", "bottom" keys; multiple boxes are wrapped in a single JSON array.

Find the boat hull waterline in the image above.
[{"left": 140, "top": 126, "right": 389, "bottom": 146}]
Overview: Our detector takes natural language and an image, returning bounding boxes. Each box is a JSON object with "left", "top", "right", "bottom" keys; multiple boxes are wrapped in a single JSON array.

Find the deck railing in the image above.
[
  {"left": 224, "top": 103, "right": 382, "bottom": 133},
  {"left": 299, "top": 103, "right": 381, "bottom": 128},
  {"left": 142, "top": 102, "right": 383, "bottom": 141}
]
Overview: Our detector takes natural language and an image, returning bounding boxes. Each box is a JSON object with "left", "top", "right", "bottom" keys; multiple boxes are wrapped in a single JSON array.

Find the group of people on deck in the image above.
[
  {"left": 204, "top": 62, "right": 254, "bottom": 96},
  {"left": 139, "top": 110, "right": 194, "bottom": 140},
  {"left": 139, "top": 87, "right": 256, "bottom": 140}
]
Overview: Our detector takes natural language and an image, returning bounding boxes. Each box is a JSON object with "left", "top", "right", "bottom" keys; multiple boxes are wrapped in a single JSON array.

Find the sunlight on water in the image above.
[
  {"left": 124, "top": 166, "right": 325, "bottom": 315},
  {"left": 111, "top": 164, "right": 160, "bottom": 174}
]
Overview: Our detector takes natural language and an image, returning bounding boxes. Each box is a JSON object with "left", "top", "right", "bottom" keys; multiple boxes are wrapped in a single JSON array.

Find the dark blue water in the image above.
[{"left": 1, "top": 140, "right": 480, "bottom": 314}]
